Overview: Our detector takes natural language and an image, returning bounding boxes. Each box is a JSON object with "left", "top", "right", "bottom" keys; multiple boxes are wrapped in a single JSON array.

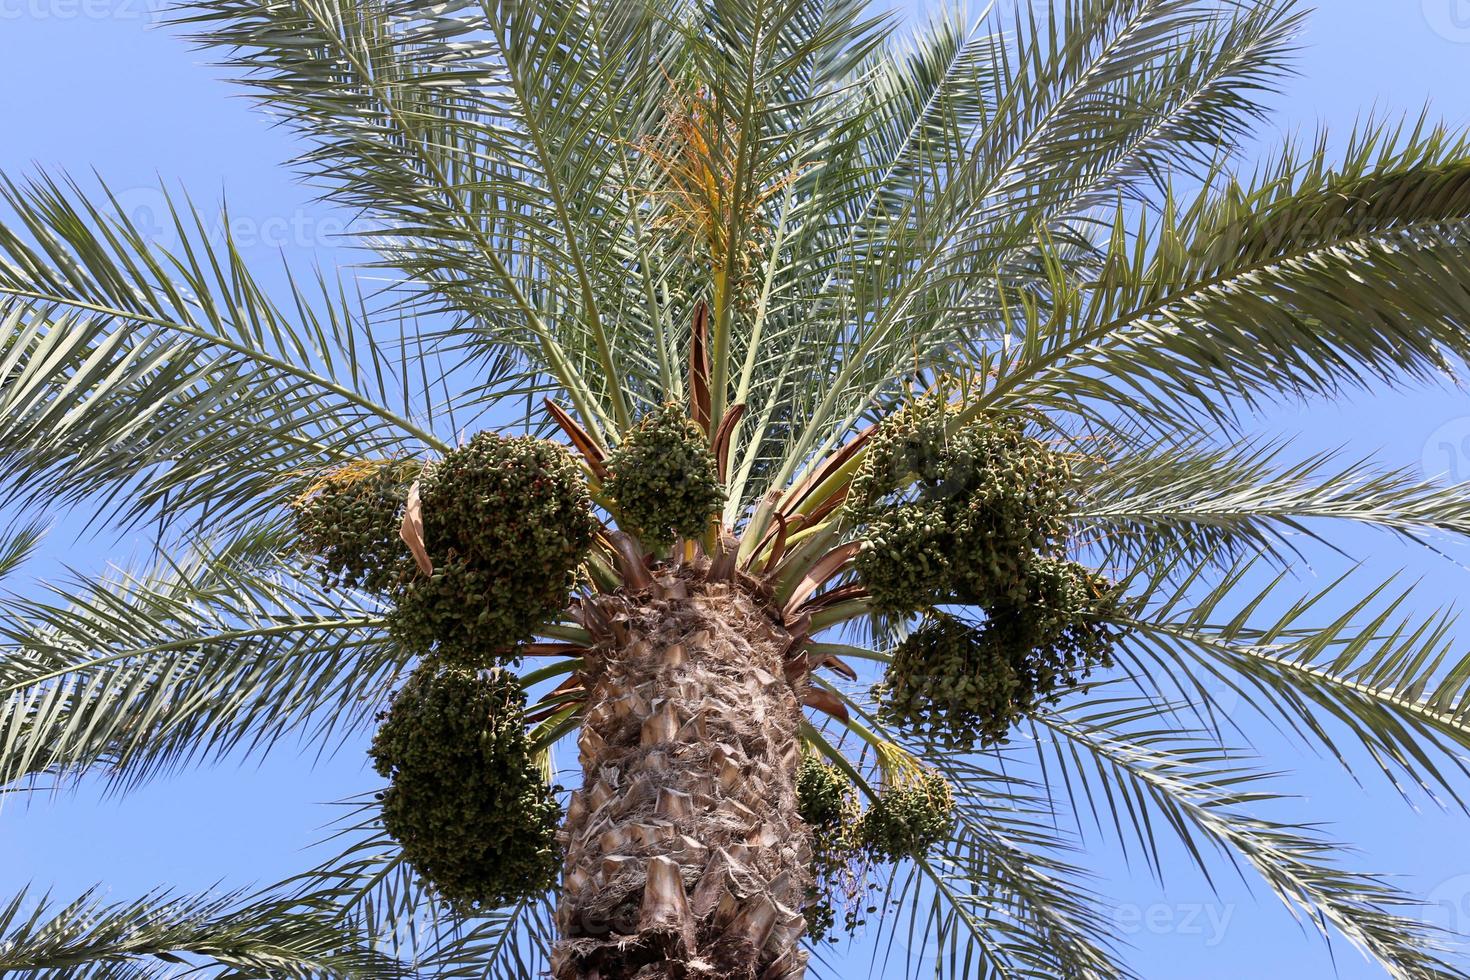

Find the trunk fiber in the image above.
[{"left": 552, "top": 570, "right": 811, "bottom": 979}]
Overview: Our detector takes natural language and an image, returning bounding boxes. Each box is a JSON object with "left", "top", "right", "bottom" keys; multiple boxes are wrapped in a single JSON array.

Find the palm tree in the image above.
[{"left": 6, "top": 0, "right": 1470, "bottom": 976}]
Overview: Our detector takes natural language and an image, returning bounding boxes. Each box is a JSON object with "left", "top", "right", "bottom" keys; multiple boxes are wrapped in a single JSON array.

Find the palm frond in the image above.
[
  {"left": 739, "top": 0, "right": 1301, "bottom": 507},
  {"left": 1075, "top": 434, "right": 1470, "bottom": 563},
  {"left": 0, "top": 883, "right": 403, "bottom": 979},
  {"left": 1117, "top": 559, "right": 1470, "bottom": 804},
  {"left": 171, "top": 0, "right": 659, "bottom": 439},
  {"left": 0, "top": 526, "right": 401, "bottom": 790},
  {"left": 984, "top": 120, "right": 1470, "bottom": 433},
  {"left": 0, "top": 175, "right": 445, "bottom": 533},
  {"left": 1034, "top": 699, "right": 1462, "bottom": 980},
  {"left": 0, "top": 521, "right": 45, "bottom": 583},
  {"left": 275, "top": 793, "right": 557, "bottom": 979}
]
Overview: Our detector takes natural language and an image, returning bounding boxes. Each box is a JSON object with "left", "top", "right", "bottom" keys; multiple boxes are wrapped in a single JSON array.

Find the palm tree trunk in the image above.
[{"left": 552, "top": 567, "right": 811, "bottom": 980}]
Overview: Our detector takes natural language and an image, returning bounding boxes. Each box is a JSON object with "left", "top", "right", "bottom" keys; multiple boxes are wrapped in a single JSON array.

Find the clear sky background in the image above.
[{"left": 4, "top": 2, "right": 1470, "bottom": 978}]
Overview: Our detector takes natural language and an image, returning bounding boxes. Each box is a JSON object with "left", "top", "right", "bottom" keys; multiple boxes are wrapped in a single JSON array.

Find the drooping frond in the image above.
[
  {"left": 0, "top": 526, "right": 401, "bottom": 790},
  {"left": 0, "top": 884, "right": 403, "bottom": 979},
  {"left": 1074, "top": 434, "right": 1470, "bottom": 565},
  {"left": 983, "top": 120, "right": 1470, "bottom": 435},
  {"left": 1116, "top": 559, "right": 1470, "bottom": 803},
  {"left": 0, "top": 521, "right": 44, "bottom": 583},
  {"left": 1034, "top": 701, "right": 1463, "bottom": 980},
  {"left": 275, "top": 795, "right": 559, "bottom": 979}
]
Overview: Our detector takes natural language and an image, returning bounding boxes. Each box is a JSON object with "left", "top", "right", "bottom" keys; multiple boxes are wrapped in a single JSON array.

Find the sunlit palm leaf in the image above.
[
  {"left": 1035, "top": 700, "right": 1462, "bottom": 980},
  {"left": 0, "top": 526, "right": 401, "bottom": 789},
  {"left": 0, "top": 177, "right": 445, "bottom": 533},
  {"left": 0, "top": 884, "right": 403, "bottom": 979}
]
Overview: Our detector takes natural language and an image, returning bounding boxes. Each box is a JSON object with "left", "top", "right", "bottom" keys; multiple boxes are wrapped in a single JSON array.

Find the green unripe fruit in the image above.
[
  {"left": 874, "top": 616, "right": 1022, "bottom": 749},
  {"left": 858, "top": 768, "right": 955, "bottom": 862},
  {"left": 290, "top": 458, "right": 418, "bottom": 591},
  {"left": 875, "top": 561, "right": 1126, "bottom": 750},
  {"left": 850, "top": 390, "right": 1125, "bottom": 747},
  {"left": 386, "top": 433, "right": 595, "bottom": 665},
  {"left": 369, "top": 663, "right": 561, "bottom": 914},
  {"left": 848, "top": 393, "right": 1072, "bottom": 615},
  {"left": 796, "top": 756, "right": 863, "bottom": 942},
  {"left": 797, "top": 755, "right": 851, "bottom": 829},
  {"left": 603, "top": 403, "right": 723, "bottom": 549},
  {"left": 1005, "top": 556, "right": 1126, "bottom": 701},
  {"left": 851, "top": 500, "right": 956, "bottom": 615}
]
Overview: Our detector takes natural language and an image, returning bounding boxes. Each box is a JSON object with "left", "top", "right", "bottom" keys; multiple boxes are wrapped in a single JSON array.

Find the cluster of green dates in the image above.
[
  {"left": 849, "top": 393, "right": 1125, "bottom": 749},
  {"left": 875, "top": 569, "right": 1123, "bottom": 750},
  {"left": 289, "top": 413, "right": 723, "bottom": 913},
  {"left": 291, "top": 407, "right": 722, "bottom": 659},
  {"left": 290, "top": 433, "right": 596, "bottom": 666},
  {"left": 857, "top": 768, "right": 956, "bottom": 863},
  {"left": 290, "top": 433, "right": 594, "bottom": 910},
  {"left": 290, "top": 458, "right": 422, "bottom": 592},
  {"left": 369, "top": 664, "right": 561, "bottom": 912},
  {"left": 388, "top": 434, "right": 597, "bottom": 664},
  {"left": 602, "top": 402, "right": 723, "bottom": 548},
  {"left": 848, "top": 395, "right": 1072, "bottom": 612},
  {"left": 797, "top": 757, "right": 955, "bottom": 941}
]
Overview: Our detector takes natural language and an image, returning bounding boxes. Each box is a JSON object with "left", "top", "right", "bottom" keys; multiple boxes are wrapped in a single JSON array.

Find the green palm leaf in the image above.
[
  {"left": 1036, "top": 701, "right": 1461, "bottom": 980},
  {"left": 0, "top": 884, "right": 403, "bottom": 978},
  {"left": 0, "top": 176, "right": 445, "bottom": 533},
  {"left": 0, "top": 527, "right": 400, "bottom": 789}
]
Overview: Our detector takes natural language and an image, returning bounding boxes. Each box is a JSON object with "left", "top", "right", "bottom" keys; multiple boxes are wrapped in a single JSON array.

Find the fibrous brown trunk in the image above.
[{"left": 552, "top": 567, "right": 811, "bottom": 980}]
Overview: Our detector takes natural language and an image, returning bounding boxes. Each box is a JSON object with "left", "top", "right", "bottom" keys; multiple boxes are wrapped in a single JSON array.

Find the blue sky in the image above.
[{"left": 4, "top": 2, "right": 1470, "bottom": 978}]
